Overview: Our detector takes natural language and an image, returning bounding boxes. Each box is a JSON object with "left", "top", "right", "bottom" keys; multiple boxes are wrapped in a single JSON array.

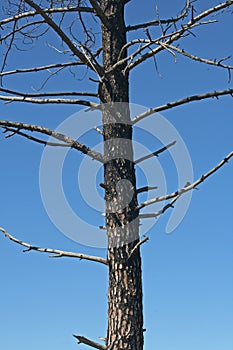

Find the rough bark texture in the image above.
[{"left": 99, "top": 1, "right": 144, "bottom": 349}]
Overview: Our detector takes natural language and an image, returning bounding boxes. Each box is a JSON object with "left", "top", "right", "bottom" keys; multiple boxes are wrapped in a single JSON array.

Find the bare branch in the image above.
[
  {"left": 163, "top": 44, "right": 233, "bottom": 80},
  {"left": 126, "top": 1, "right": 233, "bottom": 72},
  {"left": 0, "top": 6, "right": 94, "bottom": 27},
  {"left": 89, "top": 0, "right": 110, "bottom": 28},
  {"left": 139, "top": 196, "right": 180, "bottom": 219},
  {"left": 0, "top": 61, "right": 84, "bottom": 77},
  {"left": 135, "top": 141, "right": 176, "bottom": 164},
  {"left": 0, "top": 120, "right": 104, "bottom": 163},
  {"left": 136, "top": 186, "right": 158, "bottom": 194},
  {"left": 128, "top": 237, "right": 149, "bottom": 260},
  {"left": 73, "top": 334, "right": 107, "bottom": 350},
  {"left": 0, "top": 94, "right": 99, "bottom": 108},
  {"left": 132, "top": 89, "right": 233, "bottom": 124},
  {"left": 0, "top": 228, "right": 108, "bottom": 265},
  {"left": 138, "top": 150, "right": 233, "bottom": 212},
  {"left": 23, "top": 0, "right": 103, "bottom": 76},
  {"left": 126, "top": 0, "right": 191, "bottom": 31},
  {"left": 3, "top": 127, "right": 74, "bottom": 148},
  {"left": 0, "top": 87, "right": 98, "bottom": 98}
]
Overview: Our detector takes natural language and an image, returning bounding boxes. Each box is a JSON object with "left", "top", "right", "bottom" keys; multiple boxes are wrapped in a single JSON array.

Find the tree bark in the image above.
[{"left": 99, "top": 1, "right": 144, "bottom": 349}]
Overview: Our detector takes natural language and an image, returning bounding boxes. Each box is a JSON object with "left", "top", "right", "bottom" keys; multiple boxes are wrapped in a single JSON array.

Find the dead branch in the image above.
[
  {"left": 89, "top": 0, "right": 110, "bottom": 28},
  {"left": 128, "top": 237, "right": 149, "bottom": 260},
  {"left": 125, "top": 1, "right": 233, "bottom": 72},
  {"left": 0, "top": 94, "right": 99, "bottom": 108},
  {"left": 3, "top": 127, "right": 75, "bottom": 148},
  {"left": 0, "top": 120, "right": 104, "bottom": 163},
  {"left": 73, "top": 334, "right": 107, "bottom": 350},
  {"left": 0, "top": 228, "right": 108, "bottom": 265},
  {"left": 163, "top": 44, "right": 233, "bottom": 80},
  {"left": 126, "top": 0, "right": 191, "bottom": 31},
  {"left": 0, "top": 61, "right": 84, "bottom": 77},
  {"left": 132, "top": 88, "right": 233, "bottom": 124},
  {"left": 139, "top": 196, "right": 180, "bottom": 219},
  {"left": 23, "top": 0, "right": 103, "bottom": 76},
  {"left": 0, "top": 87, "right": 98, "bottom": 98},
  {"left": 136, "top": 186, "right": 158, "bottom": 194},
  {"left": 138, "top": 150, "right": 233, "bottom": 212},
  {"left": 135, "top": 141, "right": 176, "bottom": 164},
  {"left": 0, "top": 6, "right": 94, "bottom": 27}
]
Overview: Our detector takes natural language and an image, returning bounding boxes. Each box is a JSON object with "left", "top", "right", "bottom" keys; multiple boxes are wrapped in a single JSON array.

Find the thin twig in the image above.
[{"left": 0, "top": 228, "right": 108, "bottom": 265}]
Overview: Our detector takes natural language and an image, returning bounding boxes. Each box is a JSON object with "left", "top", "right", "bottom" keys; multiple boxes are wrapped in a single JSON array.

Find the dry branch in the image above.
[
  {"left": 126, "top": 0, "right": 191, "bottom": 31},
  {"left": 128, "top": 237, "right": 149, "bottom": 260},
  {"left": 0, "top": 87, "right": 98, "bottom": 98},
  {"left": 136, "top": 186, "right": 158, "bottom": 194},
  {"left": 138, "top": 150, "right": 233, "bottom": 213},
  {"left": 73, "top": 334, "right": 107, "bottom": 350},
  {"left": 135, "top": 141, "right": 176, "bottom": 164},
  {"left": 0, "top": 61, "right": 84, "bottom": 77},
  {"left": 125, "top": 1, "right": 233, "bottom": 72},
  {"left": 0, "top": 120, "right": 104, "bottom": 163},
  {"left": 0, "top": 94, "right": 99, "bottom": 107},
  {"left": 0, "top": 6, "right": 94, "bottom": 26},
  {"left": 0, "top": 228, "right": 108, "bottom": 265},
  {"left": 23, "top": 0, "right": 103, "bottom": 76},
  {"left": 132, "top": 89, "right": 233, "bottom": 124}
]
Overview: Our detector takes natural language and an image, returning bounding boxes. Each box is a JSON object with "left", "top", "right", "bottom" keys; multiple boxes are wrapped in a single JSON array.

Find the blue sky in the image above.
[{"left": 0, "top": 1, "right": 233, "bottom": 349}]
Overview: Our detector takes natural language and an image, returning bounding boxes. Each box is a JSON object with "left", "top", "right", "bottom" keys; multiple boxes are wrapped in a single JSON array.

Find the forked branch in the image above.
[
  {"left": 0, "top": 120, "right": 104, "bottom": 162},
  {"left": 23, "top": 0, "right": 103, "bottom": 76},
  {"left": 0, "top": 228, "right": 108, "bottom": 265},
  {"left": 138, "top": 150, "right": 233, "bottom": 213}
]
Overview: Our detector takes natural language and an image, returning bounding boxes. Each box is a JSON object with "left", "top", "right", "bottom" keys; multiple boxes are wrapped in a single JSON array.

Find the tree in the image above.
[{"left": 0, "top": 1, "right": 232, "bottom": 349}]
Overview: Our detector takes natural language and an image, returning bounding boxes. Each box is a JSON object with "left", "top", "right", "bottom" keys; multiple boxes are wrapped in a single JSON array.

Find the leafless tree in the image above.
[{"left": 0, "top": 1, "right": 233, "bottom": 349}]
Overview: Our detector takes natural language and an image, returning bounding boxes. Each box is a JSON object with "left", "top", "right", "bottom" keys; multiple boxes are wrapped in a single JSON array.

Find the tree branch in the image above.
[
  {"left": 138, "top": 150, "right": 233, "bottom": 212},
  {"left": 136, "top": 186, "right": 158, "bottom": 194},
  {"left": 125, "top": 1, "right": 233, "bottom": 72},
  {"left": 0, "top": 61, "right": 84, "bottom": 77},
  {"left": 126, "top": 0, "right": 191, "bottom": 31},
  {"left": 0, "top": 228, "right": 108, "bottom": 265},
  {"left": 89, "top": 0, "right": 110, "bottom": 28},
  {"left": 73, "top": 334, "right": 107, "bottom": 350},
  {"left": 0, "top": 87, "right": 98, "bottom": 99},
  {"left": 0, "top": 6, "right": 94, "bottom": 27},
  {"left": 0, "top": 120, "right": 104, "bottom": 163},
  {"left": 128, "top": 237, "right": 149, "bottom": 260},
  {"left": 162, "top": 43, "right": 233, "bottom": 81},
  {"left": 0, "top": 94, "right": 99, "bottom": 107},
  {"left": 132, "top": 89, "right": 233, "bottom": 124},
  {"left": 135, "top": 141, "right": 176, "bottom": 164},
  {"left": 23, "top": 0, "right": 103, "bottom": 76}
]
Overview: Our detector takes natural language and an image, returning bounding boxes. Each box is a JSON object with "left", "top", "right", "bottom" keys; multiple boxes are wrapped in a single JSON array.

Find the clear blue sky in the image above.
[{"left": 0, "top": 1, "right": 233, "bottom": 349}]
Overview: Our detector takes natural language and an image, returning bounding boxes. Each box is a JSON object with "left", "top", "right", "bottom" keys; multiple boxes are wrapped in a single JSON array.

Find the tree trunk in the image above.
[{"left": 99, "top": 1, "right": 144, "bottom": 349}]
